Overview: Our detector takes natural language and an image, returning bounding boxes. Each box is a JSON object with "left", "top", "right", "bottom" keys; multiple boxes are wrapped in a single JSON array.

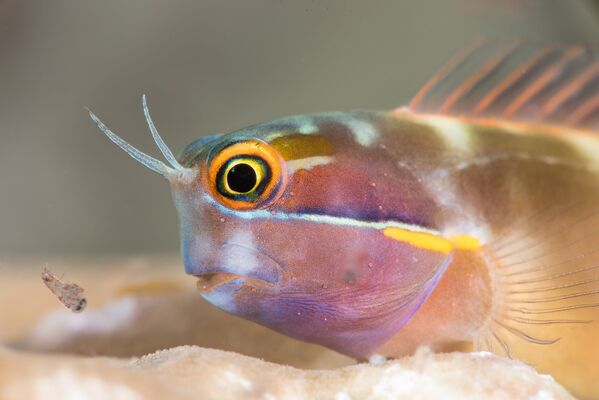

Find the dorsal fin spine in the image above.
[
  {"left": 409, "top": 39, "right": 486, "bottom": 110},
  {"left": 504, "top": 46, "right": 585, "bottom": 118},
  {"left": 404, "top": 42, "right": 599, "bottom": 131},
  {"left": 542, "top": 62, "right": 599, "bottom": 117},
  {"left": 474, "top": 46, "right": 557, "bottom": 114},
  {"left": 441, "top": 42, "right": 521, "bottom": 113},
  {"left": 568, "top": 92, "right": 599, "bottom": 125}
]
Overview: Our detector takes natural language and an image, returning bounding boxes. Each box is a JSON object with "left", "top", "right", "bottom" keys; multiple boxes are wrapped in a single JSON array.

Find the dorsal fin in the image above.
[{"left": 405, "top": 41, "right": 599, "bottom": 131}]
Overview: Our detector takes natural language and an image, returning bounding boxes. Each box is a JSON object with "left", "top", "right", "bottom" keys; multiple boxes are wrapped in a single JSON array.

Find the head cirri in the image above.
[{"left": 89, "top": 96, "right": 452, "bottom": 358}]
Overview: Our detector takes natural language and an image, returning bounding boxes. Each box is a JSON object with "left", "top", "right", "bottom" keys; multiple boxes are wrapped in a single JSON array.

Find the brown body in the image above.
[
  {"left": 379, "top": 111, "right": 599, "bottom": 397},
  {"left": 91, "top": 44, "right": 599, "bottom": 399}
]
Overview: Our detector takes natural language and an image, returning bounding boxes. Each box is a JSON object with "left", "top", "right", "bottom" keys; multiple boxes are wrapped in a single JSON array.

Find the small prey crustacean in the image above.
[{"left": 41, "top": 266, "right": 87, "bottom": 313}]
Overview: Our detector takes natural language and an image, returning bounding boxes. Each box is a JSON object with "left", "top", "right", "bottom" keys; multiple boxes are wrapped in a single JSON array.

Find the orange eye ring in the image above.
[{"left": 205, "top": 140, "right": 287, "bottom": 210}]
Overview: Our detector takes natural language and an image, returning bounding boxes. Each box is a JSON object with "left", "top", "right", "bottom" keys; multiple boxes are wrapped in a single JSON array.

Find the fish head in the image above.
[
  {"left": 89, "top": 100, "right": 453, "bottom": 357},
  {"left": 173, "top": 112, "right": 452, "bottom": 357}
]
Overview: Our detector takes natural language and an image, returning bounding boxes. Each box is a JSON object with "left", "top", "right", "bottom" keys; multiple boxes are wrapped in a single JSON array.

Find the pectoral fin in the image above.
[{"left": 477, "top": 200, "right": 599, "bottom": 396}]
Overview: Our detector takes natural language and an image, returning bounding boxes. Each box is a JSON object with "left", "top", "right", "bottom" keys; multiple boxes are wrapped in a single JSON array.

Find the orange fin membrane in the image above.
[
  {"left": 405, "top": 41, "right": 599, "bottom": 131},
  {"left": 477, "top": 200, "right": 599, "bottom": 358}
]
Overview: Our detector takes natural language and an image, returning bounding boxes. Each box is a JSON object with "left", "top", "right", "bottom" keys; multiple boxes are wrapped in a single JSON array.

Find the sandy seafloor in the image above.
[{"left": 0, "top": 257, "right": 574, "bottom": 399}]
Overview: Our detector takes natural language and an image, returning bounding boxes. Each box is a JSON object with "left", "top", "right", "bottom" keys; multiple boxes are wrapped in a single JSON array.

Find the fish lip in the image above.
[
  {"left": 187, "top": 242, "right": 284, "bottom": 292},
  {"left": 194, "top": 272, "right": 275, "bottom": 293},
  {"left": 185, "top": 242, "right": 283, "bottom": 292}
]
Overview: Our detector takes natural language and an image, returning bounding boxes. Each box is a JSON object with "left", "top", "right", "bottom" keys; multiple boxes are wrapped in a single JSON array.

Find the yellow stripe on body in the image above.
[
  {"left": 450, "top": 234, "right": 482, "bottom": 250},
  {"left": 383, "top": 227, "right": 481, "bottom": 254}
]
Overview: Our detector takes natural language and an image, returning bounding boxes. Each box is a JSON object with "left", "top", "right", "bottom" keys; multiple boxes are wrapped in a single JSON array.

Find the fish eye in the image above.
[
  {"left": 206, "top": 140, "right": 287, "bottom": 210},
  {"left": 217, "top": 157, "right": 268, "bottom": 199},
  {"left": 226, "top": 161, "right": 258, "bottom": 194}
]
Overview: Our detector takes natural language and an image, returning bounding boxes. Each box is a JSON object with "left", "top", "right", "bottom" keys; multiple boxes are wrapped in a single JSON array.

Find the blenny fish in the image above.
[{"left": 90, "top": 42, "right": 599, "bottom": 398}]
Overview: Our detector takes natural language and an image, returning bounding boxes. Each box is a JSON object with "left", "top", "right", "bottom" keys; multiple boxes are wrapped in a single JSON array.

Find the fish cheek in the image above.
[
  {"left": 236, "top": 218, "right": 451, "bottom": 357},
  {"left": 174, "top": 186, "right": 450, "bottom": 358}
]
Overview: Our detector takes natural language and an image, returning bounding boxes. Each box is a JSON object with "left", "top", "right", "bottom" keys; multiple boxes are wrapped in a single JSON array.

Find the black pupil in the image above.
[{"left": 227, "top": 163, "right": 257, "bottom": 193}]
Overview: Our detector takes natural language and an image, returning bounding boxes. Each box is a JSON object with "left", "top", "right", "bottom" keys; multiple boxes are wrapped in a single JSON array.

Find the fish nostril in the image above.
[{"left": 183, "top": 254, "right": 202, "bottom": 276}]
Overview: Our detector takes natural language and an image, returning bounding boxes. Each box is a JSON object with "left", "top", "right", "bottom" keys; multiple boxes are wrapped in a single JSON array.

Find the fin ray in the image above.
[
  {"left": 409, "top": 39, "right": 486, "bottom": 110},
  {"left": 404, "top": 42, "right": 599, "bottom": 131},
  {"left": 476, "top": 201, "right": 599, "bottom": 359}
]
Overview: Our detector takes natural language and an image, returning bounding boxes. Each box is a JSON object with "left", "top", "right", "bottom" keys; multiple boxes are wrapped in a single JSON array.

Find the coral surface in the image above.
[{"left": 0, "top": 259, "right": 573, "bottom": 399}]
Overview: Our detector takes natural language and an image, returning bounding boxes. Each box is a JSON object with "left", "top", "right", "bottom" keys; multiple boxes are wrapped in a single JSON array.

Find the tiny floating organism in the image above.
[{"left": 41, "top": 266, "right": 87, "bottom": 313}]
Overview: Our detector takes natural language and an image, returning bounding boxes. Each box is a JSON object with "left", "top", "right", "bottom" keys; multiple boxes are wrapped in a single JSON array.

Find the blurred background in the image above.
[{"left": 0, "top": 0, "right": 598, "bottom": 258}]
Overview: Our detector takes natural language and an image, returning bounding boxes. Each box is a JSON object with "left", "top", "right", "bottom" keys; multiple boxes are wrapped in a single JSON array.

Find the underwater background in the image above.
[
  {"left": 0, "top": 0, "right": 598, "bottom": 257},
  {"left": 1, "top": 2, "right": 599, "bottom": 399}
]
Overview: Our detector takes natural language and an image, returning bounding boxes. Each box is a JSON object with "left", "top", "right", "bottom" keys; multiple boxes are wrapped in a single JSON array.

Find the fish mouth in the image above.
[
  {"left": 195, "top": 272, "right": 273, "bottom": 293},
  {"left": 189, "top": 242, "right": 284, "bottom": 293}
]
